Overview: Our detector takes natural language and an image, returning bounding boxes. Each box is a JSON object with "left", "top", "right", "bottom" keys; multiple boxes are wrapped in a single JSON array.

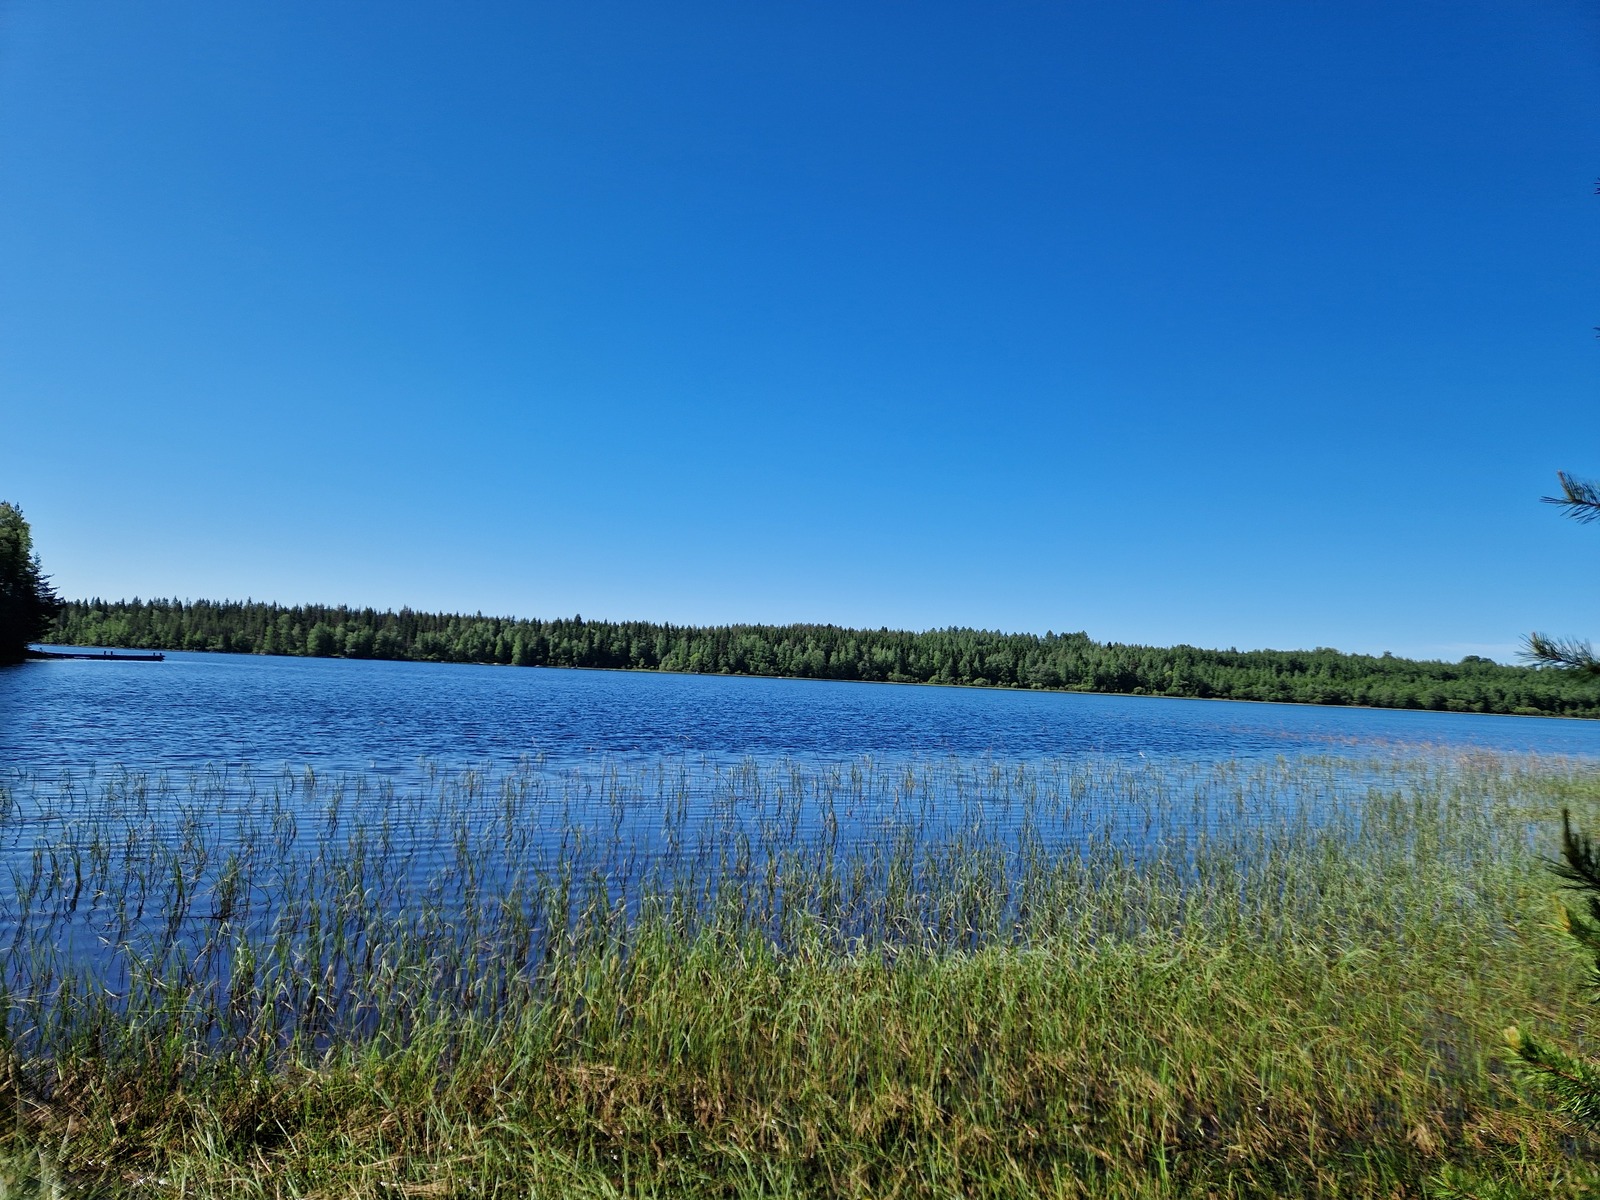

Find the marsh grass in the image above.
[{"left": 0, "top": 752, "right": 1595, "bottom": 1197}]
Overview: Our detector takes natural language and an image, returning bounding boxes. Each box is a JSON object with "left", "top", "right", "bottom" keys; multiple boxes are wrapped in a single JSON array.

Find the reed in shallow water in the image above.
[{"left": 0, "top": 752, "right": 1595, "bottom": 1197}]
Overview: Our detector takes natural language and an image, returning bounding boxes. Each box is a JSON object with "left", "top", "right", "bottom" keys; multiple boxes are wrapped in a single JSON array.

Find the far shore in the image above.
[{"left": 28, "top": 638, "right": 1598, "bottom": 722}]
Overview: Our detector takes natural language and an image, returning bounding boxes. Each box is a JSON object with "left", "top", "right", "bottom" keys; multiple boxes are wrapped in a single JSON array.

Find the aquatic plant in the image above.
[{"left": 0, "top": 753, "right": 1594, "bottom": 1196}]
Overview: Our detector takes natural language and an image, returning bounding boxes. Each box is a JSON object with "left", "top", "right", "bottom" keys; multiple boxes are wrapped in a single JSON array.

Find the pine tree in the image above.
[
  {"left": 1505, "top": 810, "right": 1600, "bottom": 1128},
  {"left": 0, "top": 502, "right": 60, "bottom": 664},
  {"left": 1505, "top": 471, "right": 1600, "bottom": 1127},
  {"left": 1526, "top": 471, "right": 1600, "bottom": 673}
]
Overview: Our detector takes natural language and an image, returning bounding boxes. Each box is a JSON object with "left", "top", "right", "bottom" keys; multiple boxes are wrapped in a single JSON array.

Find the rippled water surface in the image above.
[
  {"left": 1, "top": 652, "right": 1597, "bottom": 1026},
  {"left": 5, "top": 650, "right": 1598, "bottom": 780}
]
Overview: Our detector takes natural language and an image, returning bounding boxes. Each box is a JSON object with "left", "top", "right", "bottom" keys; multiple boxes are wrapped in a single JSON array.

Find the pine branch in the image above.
[
  {"left": 1562, "top": 905, "right": 1600, "bottom": 953},
  {"left": 1554, "top": 810, "right": 1600, "bottom": 891},
  {"left": 1506, "top": 1027, "right": 1600, "bottom": 1130},
  {"left": 1524, "top": 633, "right": 1600, "bottom": 674},
  {"left": 1542, "top": 471, "right": 1600, "bottom": 523}
]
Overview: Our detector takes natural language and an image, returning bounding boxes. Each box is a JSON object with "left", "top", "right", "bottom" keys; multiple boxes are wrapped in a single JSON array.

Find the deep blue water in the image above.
[{"left": 4, "top": 649, "right": 1597, "bottom": 780}]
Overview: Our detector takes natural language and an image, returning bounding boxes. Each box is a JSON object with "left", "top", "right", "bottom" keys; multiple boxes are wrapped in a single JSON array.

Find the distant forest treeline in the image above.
[{"left": 41, "top": 597, "right": 1600, "bottom": 717}]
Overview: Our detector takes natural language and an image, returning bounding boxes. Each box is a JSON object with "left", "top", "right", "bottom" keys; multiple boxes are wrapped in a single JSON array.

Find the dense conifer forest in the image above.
[{"left": 40, "top": 597, "right": 1600, "bottom": 717}]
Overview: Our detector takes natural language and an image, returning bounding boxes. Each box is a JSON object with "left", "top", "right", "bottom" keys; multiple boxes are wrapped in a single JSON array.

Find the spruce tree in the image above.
[{"left": 0, "top": 502, "right": 60, "bottom": 664}]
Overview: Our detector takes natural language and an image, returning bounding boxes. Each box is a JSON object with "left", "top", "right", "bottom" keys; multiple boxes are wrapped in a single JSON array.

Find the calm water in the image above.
[{"left": 4, "top": 650, "right": 1598, "bottom": 781}]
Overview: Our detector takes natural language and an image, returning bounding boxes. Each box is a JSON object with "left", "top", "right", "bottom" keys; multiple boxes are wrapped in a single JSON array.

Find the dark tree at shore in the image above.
[{"left": 0, "top": 502, "right": 60, "bottom": 664}]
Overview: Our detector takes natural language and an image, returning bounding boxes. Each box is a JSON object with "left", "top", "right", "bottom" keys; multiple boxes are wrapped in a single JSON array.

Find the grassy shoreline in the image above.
[{"left": 0, "top": 754, "right": 1597, "bottom": 1196}]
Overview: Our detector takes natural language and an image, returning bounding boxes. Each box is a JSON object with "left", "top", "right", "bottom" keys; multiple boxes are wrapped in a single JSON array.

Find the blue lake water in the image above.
[
  {"left": 4, "top": 650, "right": 1598, "bottom": 781},
  {"left": 1, "top": 651, "right": 1597, "bottom": 1028}
]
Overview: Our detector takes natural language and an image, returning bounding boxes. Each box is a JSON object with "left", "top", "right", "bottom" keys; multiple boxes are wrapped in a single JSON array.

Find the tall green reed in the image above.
[{"left": 0, "top": 752, "right": 1583, "bottom": 1073}]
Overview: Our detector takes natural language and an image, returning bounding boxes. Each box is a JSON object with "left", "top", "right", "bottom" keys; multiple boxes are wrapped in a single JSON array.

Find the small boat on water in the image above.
[{"left": 25, "top": 648, "right": 165, "bottom": 662}]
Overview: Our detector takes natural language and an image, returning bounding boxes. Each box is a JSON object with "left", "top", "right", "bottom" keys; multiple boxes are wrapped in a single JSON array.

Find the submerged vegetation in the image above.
[
  {"left": 0, "top": 753, "right": 1597, "bottom": 1195},
  {"left": 45, "top": 597, "right": 1600, "bottom": 716}
]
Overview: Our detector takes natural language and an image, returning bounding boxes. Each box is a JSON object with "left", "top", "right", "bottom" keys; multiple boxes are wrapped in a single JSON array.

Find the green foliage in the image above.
[
  {"left": 1506, "top": 811, "right": 1600, "bottom": 1133},
  {"left": 1447, "top": 465, "right": 1600, "bottom": 1199},
  {"left": 0, "top": 502, "right": 59, "bottom": 664},
  {"left": 43, "top": 596, "right": 1600, "bottom": 715},
  {"left": 304, "top": 620, "right": 337, "bottom": 657}
]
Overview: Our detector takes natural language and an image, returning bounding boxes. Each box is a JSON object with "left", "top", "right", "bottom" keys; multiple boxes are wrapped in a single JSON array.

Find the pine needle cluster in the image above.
[{"left": 1506, "top": 812, "right": 1600, "bottom": 1130}]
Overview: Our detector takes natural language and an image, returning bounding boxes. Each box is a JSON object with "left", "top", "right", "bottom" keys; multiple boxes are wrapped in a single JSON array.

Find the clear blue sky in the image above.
[{"left": 2, "top": 2, "right": 1597, "bottom": 661}]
